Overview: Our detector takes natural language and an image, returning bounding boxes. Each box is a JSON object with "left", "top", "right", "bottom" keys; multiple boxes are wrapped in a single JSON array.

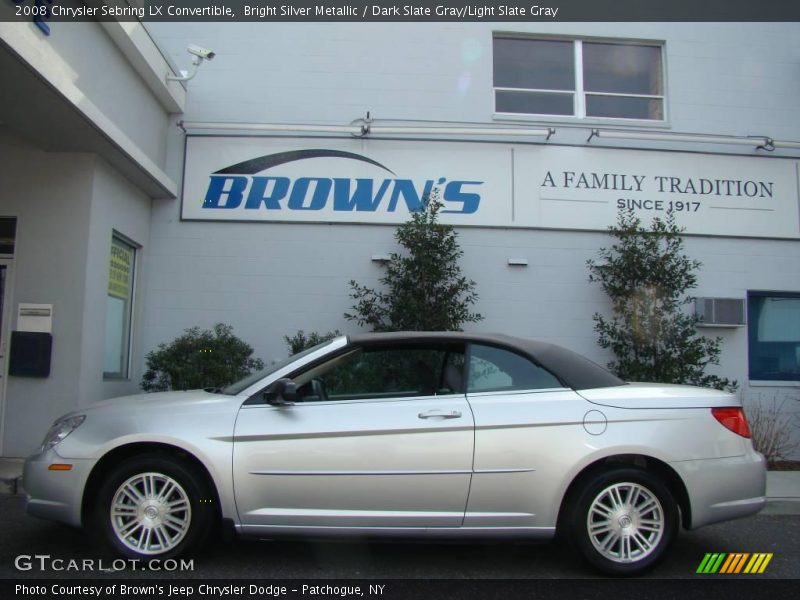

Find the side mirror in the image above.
[{"left": 264, "top": 378, "right": 298, "bottom": 406}]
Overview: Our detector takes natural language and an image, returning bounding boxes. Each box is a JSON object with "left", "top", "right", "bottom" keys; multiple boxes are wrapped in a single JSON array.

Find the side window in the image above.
[
  {"left": 468, "top": 344, "right": 562, "bottom": 393},
  {"left": 293, "top": 344, "right": 465, "bottom": 402},
  {"left": 748, "top": 291, "right": 800, "bottom": 381}
]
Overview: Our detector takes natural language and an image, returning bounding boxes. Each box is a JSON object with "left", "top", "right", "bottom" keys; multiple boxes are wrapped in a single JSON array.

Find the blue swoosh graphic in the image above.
[{"left": 213, "top": 149, "right": 396, "bottom": 175}]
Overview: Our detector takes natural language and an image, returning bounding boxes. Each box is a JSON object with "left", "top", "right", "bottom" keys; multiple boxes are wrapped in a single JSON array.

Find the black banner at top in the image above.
[{"left": 3, "top": 0, "right": 800, "bottom": 23}]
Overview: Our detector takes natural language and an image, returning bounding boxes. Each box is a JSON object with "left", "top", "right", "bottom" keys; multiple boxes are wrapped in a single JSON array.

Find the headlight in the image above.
[{"left": 40, "top": 415, "right": 85, "bottom": 452}]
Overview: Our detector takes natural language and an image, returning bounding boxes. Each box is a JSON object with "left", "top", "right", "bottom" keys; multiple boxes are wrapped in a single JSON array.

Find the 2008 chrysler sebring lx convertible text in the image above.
[{"left": 24, "top": 332, "right": 766, "bottom": 574}]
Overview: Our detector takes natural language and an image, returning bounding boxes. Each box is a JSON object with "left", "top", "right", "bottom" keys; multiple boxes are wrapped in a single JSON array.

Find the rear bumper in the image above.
[
  {"left": 23, "top": 450, "right": 95, "bottom": 527},
  {"left": 672, "top": 451, "right": 766, "bottom": 529}
]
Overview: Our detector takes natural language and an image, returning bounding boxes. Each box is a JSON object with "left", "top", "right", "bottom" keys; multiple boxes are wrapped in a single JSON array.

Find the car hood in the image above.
[
  {"left": 47, "top": 390, "right": 244, "bottom": 460},
  {"left": 578, "top": 382, "right": 738, "bottom": 409},
  {"left": 59, "top": 389, "right": 243, "bottom": 421}
]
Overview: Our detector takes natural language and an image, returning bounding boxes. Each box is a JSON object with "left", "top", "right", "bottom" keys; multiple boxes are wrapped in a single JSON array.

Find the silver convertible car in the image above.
[{"left": 24, "top": 332, "right": 765, "bottom": 574}]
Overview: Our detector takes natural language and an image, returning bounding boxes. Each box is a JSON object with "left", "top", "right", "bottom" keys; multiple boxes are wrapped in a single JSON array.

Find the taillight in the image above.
[{"left": 711, "top": 407, "right": 751, "bottom": 438}]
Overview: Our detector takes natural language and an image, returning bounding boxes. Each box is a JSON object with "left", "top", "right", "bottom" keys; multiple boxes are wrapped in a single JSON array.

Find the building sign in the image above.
[
  {"left": 183, "top": 137, "right": 506, "bottom": 227},
  {"left": 182, "top": 136, "right": 800, "bottom": 239},
  {"left": 516, "top": 146, "right": 798, "bottom": 239},
  {"left": 108, "top": 238, "right": 133, "bottom": 300}
]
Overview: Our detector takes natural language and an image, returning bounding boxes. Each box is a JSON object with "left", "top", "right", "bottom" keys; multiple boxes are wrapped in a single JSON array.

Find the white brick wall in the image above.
[{"left": 141, "top": 22, "right": 800, "bottom": 455}]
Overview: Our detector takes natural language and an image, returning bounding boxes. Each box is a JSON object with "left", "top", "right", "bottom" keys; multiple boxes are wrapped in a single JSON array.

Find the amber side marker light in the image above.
[
  {"left": 48, "top": 464, "right": 73, "bottom": 471},
  {"left": 711, "top": 407, "right": 752, "bottom": 438}
]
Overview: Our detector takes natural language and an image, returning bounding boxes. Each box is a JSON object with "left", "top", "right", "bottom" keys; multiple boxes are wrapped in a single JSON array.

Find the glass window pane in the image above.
[
  {"left": 468, "top": 344, "right": 562, "bottom": 393},
  {"left": 104, "top": 297, "right": 125, "bottom": 374},
  {"left": 496, "top": 90, "right": 574, "bottom": 115},
  {"left": 586, "top": 95, "right": 664, "bottom": 120},
  {"left": 493, "top": 38, "right": 575, "bottom": 91},
  {"left": 104, "top": 236, "right": 135, "bottom": 379},
  {"left": 583, "top": 43, "right": 663, "bottom": 95},
  {"left": 0, "top": 218, "right": 16, "bottom": 255},
  {"left": 294, "top": 344, "right": 465, "bottom": 401},
  {"left": 0, "top": 266, "right": 5, "bottom": 336},
  {"left": 748, "top": 293, "right": 800, "bottom": 381}
]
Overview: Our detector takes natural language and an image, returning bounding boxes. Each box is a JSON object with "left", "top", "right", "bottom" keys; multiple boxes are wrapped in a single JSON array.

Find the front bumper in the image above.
[
  {"left": 23, "top": 450, "right": 97, "bottom": 527},
  {"left": 672, "top": 451, "right": 767, "bottom": 529}
]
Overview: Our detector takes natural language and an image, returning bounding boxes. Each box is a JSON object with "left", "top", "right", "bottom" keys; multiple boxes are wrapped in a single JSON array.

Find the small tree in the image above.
[
  {"left": 345, "top": 190, "right": 482, "bottom": 331},
  {"left": 745, "top": 395, "right": 800, "bottom": 465},
  {"left": 284, "top": 329, "right": 342, "bottom": 355},
  {"left": 141, "top": 323, "right": 264, "bottom": 392},
  {"left": 587, "top": 209, "right": 735, "bottom": 391}
]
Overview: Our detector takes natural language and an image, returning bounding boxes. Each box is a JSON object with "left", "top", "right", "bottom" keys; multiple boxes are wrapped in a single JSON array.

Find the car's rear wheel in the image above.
[
  {"left": 94, "top": 454, "right": 214, "bottom": 559},
  {"left": 568, "top": 468, "right": 677, "bottom": 575}
]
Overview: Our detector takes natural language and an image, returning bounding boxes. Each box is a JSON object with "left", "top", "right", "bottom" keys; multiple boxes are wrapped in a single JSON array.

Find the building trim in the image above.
[
  {"left": 100, "top": 20, "right": 186, "bottom": 115},
  {"left": 0, "top": 23, "right": 178, "bottom": 199}
]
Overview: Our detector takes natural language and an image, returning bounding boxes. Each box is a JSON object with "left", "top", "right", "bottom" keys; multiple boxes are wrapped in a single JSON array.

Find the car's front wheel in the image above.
[
  {"left": 94, "top": 454, "right": 215, "bottom": 559},
  {"left": 567, "top": 468, "right": 678, "bottom": 575}
]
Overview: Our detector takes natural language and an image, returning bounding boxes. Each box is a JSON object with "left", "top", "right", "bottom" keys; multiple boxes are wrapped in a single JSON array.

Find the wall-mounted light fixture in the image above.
[
  {"left": 587, "top": 129, "right": 774, "bottom": 151},
  {"left": 507, "top": 258, "right": 529, "bottom": 266},
  {"left": 180, "top": 121, "right": 364, "bottom": 134},
  {"left": 180, "top": 118, "right": 556, "bottom": 141},
  {"left": 176, "top": 119, "right": 799, "bottom": 153},
  {"left": 362, "top": 124, "right": 555, "bottom": 139},
  {"left": 772, "top": 139, "right": 800, "bottom": 149},
  {"left": 371, "top": 254, "right": 392, "bottom": 263}
]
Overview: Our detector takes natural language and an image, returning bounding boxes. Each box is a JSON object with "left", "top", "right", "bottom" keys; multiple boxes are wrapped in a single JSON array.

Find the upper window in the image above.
[
  {"left": 292, "top": 343, "right": 466, "bottom": 402},
  {"left": 493, "top": 36, "right": 665, "bottom": 121},
  {"left": 468, "top": 344, "right": 562, "bottom": 393},
  {"left": 748, "top": 292, "right": 800, "bottom": 382}
]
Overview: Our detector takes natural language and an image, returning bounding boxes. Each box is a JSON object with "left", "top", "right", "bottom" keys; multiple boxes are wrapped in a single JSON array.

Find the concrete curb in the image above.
[
  {"left": 765, "top": 471, "right": 800, "bottom": 500},
  {"left": 0, "top": 458, "right": 24, "bottom": 496},
  {"left": 0, "top": 477, "right": 19, "bottom": 496}
]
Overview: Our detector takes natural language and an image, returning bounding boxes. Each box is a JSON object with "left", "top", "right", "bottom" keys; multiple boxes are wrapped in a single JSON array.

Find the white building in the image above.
[{"left": 1, "top": 14, "right": 799, "bottom": 457}]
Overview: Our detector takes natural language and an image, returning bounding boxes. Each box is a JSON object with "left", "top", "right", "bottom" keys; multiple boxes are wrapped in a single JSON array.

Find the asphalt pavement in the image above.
[
  {"left": 0, "top": 493, "right": 798, "bottom": 580},
  {"left": 2, "top": 460, "right": 799, "bottom": 584}
]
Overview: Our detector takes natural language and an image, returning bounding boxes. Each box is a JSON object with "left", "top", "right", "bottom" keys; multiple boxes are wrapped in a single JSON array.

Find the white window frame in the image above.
[{"left": 493, "top": 35, "right": 667, "bottom": 124}]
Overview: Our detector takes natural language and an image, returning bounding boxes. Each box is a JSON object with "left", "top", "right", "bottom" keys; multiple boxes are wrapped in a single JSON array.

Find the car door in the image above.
[
  {"left": 233, "top": 341, "right": 474, "bottom": 529},
  {"left": 464, "top": 343, "right": 585, "bottom": 529}
]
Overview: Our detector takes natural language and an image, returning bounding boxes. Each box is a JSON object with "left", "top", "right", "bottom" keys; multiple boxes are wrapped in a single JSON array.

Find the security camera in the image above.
[
  {"left": 187, "top": 44, "right": 215, "bottom": 61},
  {"left": 167, "top": 44, "right": 217, "bottom": 82}
]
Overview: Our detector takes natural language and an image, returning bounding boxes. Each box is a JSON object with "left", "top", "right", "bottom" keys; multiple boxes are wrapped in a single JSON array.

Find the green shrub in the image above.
[
  {"left": 587, "top": 209, "right": 735, "bottom": 391},
  {"left": 345, "top": 191, "right": 482, "bottom": 331},
  {"left": 745, "top": 395, "right": 800, "bottom": 465},
  {"left": 284, "top": 330, "right": 342, "bottom": 355},
  {"left": 141, "top": 323, "right": 264, "bottom": 392}
]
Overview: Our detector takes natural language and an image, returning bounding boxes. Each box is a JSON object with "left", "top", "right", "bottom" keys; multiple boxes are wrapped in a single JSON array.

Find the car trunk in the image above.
[{"left": 577, "top": 382, "right": 739, "bottom": 409}]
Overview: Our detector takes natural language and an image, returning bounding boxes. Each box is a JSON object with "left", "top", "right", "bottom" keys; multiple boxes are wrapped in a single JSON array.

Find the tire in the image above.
[
  {"left": 567, "top": 467, "right": 678, "bottom": 576},
  {"left": 93, "top": 454, "right": 215, "bottom": 560}
]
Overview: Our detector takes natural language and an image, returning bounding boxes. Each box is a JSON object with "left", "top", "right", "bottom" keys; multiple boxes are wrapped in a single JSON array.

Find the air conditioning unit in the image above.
[{"left": 695, "top": 298, "right": 746, "bottom": 327}]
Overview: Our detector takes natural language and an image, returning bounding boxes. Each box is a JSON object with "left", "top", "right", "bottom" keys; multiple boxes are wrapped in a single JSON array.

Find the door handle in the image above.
[{"left": 418, "top": 410, "right": 462, "bottom": 419}]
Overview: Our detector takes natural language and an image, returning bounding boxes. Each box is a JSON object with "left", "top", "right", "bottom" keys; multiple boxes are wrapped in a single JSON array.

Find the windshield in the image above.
[{"left": 221, "top": 339, "right": 339, "bottom": 395}]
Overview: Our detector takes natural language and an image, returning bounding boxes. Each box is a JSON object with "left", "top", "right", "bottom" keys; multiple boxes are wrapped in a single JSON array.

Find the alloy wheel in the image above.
[
  {"left": 586, "top": 481, "right": 664, "bottom": 563},
  {"left": 109, "top": 472, "right": 192, "bottom": 555}
]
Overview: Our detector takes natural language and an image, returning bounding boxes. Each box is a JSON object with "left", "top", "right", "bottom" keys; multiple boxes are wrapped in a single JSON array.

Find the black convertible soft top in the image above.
[{"left": 347, "top": 332, "right": 625, "bottom": 391}]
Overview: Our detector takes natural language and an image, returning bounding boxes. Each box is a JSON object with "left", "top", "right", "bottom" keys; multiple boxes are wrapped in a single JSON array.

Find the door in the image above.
[
  {"left": 233, "top": 342, "right": 473, "bottom": 528},
  {"left": 464, "top": 343, "right": 583, "bottom": 528}
]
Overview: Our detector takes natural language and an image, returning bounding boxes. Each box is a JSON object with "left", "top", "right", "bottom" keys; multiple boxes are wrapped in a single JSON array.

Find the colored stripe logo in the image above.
[{"left": 697, "top": 553, "right": 773, "bottom": 574}]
